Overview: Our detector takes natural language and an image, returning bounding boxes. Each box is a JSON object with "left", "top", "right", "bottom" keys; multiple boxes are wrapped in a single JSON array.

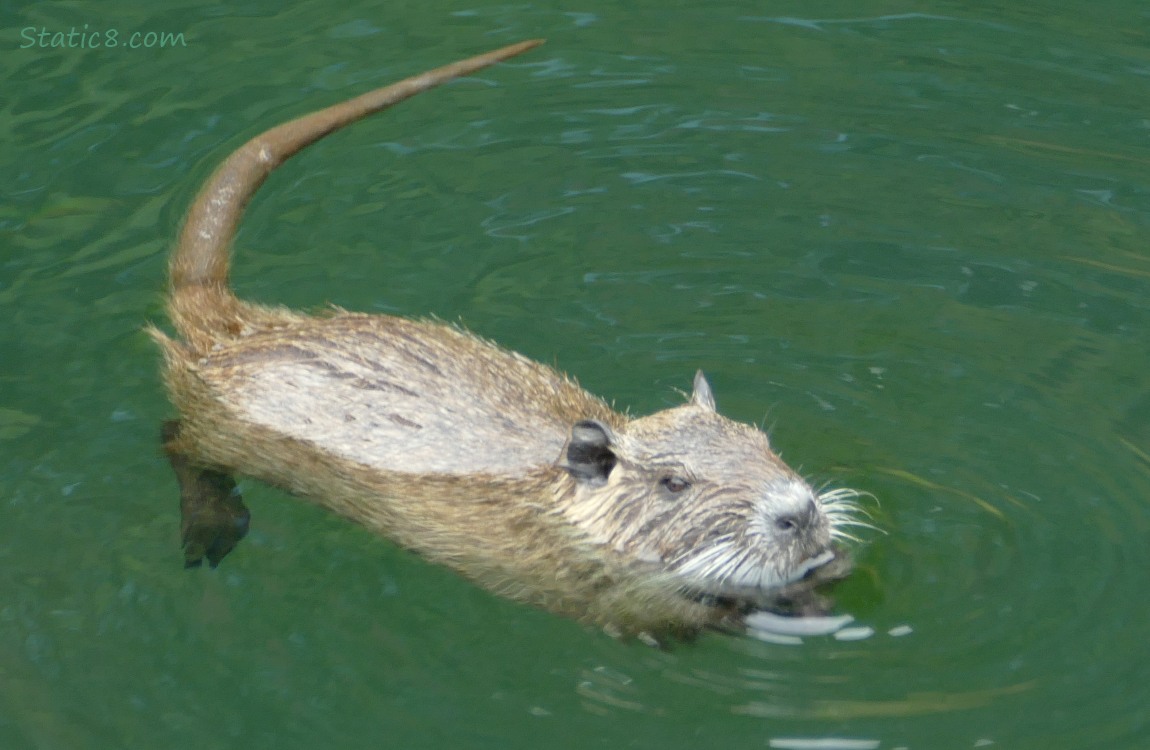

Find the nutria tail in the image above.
[{"left": 166, "top": 39, "right": 544, "bottom": 343}]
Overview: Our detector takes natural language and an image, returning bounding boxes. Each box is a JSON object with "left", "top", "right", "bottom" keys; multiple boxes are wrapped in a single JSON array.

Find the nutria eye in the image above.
[{"left": 660, "top": 476, "right": 691, "bottom": 493}]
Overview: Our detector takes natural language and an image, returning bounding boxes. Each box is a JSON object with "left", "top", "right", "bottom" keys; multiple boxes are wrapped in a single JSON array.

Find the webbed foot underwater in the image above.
[{"left": 152, "top": 40, "right": 864, "bottom": 638}]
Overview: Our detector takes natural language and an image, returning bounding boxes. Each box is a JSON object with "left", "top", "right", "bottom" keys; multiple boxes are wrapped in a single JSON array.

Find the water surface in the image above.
[{"left": 3, "top": 1, "right": 1149, "bottom": 748}]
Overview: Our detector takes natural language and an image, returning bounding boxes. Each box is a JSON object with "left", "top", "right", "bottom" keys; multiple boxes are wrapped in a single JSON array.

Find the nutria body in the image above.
[{"left": 151, "top": 40, "right": 859, "bottom": 637}]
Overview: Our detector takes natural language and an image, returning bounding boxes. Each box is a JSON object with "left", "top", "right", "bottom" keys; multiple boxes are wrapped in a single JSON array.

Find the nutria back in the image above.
[
  {"left": 197, "top": 314, "right": 618, "bottom": 476},
  {"left": 152, "top": 40, "right": 862, "bottom": 638}
]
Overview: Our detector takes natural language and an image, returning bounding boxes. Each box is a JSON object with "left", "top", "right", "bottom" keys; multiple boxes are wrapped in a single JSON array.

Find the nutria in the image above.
[{"left": 150, "top": 40, "right": 862, "bottom": 638}]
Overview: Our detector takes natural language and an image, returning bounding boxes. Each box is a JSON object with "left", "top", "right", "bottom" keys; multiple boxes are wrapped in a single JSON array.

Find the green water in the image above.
[{"left": 4, "top": 1, "right": 1150, "bottom": 748}]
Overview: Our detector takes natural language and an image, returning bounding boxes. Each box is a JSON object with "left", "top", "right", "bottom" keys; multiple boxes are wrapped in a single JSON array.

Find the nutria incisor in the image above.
[{"left": 150, "top": 40, "right": 863, "bottom": 638}]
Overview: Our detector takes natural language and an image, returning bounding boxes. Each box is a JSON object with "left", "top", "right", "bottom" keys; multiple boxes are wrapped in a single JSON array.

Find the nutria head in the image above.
[{"left": 559, "top": 372, "right": 856, "bottom": 599}]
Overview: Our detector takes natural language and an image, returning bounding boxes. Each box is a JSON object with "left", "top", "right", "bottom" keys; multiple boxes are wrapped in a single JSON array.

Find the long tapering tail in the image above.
[{"left": 167, "top": 39, "right": 544, "bottom": 342}]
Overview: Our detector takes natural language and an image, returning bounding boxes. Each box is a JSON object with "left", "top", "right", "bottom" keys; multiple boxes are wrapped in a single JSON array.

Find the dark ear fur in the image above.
[{"left": 563, "top": 419, "right": 617, "bottom": 485}]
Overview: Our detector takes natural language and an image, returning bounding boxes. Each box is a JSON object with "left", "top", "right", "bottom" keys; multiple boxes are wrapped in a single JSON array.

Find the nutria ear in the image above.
[
  {"left": 563, "top": 419, "right": 617, "bottom": 485},
  {"left": 691, "top": 370, "right": 716, "bottom": 412}
]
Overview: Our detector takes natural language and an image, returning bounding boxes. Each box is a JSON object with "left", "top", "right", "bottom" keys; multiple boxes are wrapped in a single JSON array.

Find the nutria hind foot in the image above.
[{"left": 161, "top": 420, "right": 250, "bottom": 568}]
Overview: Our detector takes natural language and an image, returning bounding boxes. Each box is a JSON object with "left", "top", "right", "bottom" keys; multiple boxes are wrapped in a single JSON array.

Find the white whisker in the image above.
[
  {"left": 701, "top": 543, "right": 743, "bottom": 580},
  {"left": 673, "top": 542, "right": 734, "bottom": 579},
  {"left": 817, "top": 485, "right": 883, "bottom": 539},
  {"left": 666, "top": 534, "right": 734, "bottom": 568},
  {"left": 723, "top": 546, "right": 758, "bottom": 587}
]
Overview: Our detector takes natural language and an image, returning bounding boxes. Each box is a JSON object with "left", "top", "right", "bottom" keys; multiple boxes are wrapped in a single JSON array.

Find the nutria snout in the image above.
[{"left": 150, "top": 40, "right": 863, "bottom": 638}]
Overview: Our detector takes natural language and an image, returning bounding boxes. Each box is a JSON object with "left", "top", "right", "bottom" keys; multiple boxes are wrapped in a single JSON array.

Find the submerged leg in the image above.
[{"left": 161, "top": 420, "right": 250, "bottom": 568}]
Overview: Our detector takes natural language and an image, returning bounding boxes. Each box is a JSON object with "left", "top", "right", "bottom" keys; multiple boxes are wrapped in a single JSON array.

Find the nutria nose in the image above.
[{"left": 774, "top": 499, "right": 817, "bottom": 534}]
